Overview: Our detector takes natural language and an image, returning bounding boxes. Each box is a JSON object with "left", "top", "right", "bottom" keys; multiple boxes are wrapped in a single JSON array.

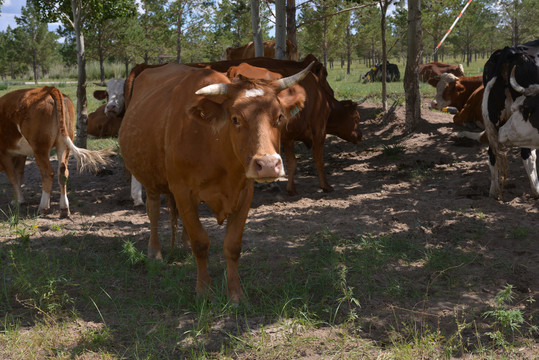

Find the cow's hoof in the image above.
[
  {"left": 148, "top": 248, "right": 163, "bottom": 260},
  {"left": 322, "top": 186, "right": 334, "bottom": 193},
  {"left": 39, "top": 207, "right": 51, "bottom": 215},
  {"left": 133, "top": 199, "right": 145, "bottom": 207},
  {"left": 60, "top": 209, "right": 71, "bottom": 219}
]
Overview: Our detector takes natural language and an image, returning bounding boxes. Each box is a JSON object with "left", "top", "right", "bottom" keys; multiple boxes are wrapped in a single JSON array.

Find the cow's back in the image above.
[{"left": 0, "top": 87, "right": 61, "bottom": 151}]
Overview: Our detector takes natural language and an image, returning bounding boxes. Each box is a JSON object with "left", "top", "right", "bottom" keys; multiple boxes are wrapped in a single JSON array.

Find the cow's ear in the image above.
[
  {"left": 94, "top": 90, "right": 107, "bottom": 100},
  {"left": 455, "top": 83, "right": 466, "bottom": 94},
  {"left": 278, "top": 85, "right": 306, "bottom": 119},
  {"left": 189, "top": 98, "right": 228, "bottom": 131}
]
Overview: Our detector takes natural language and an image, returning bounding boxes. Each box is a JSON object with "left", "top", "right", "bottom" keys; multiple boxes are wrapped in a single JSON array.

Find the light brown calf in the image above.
[{"left": 0, "top": 86, "right": 111, "bottom": 217}]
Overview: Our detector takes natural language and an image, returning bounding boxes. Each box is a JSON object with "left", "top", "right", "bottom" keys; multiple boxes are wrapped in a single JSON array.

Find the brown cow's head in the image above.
[
  {"left": 190, "top": 65, "right": 311, "bottom": 182},
  {"left": 327, "top": 100, "right": 362, "bottom": 144},
  {"left": 431, "top": 73, "right": 461, "bottom": 110}
]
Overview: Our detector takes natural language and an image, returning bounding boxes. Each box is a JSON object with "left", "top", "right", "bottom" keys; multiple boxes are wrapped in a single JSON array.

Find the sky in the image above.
[{"left": 0, "top": 0, "right": 60, "bottom": 32}]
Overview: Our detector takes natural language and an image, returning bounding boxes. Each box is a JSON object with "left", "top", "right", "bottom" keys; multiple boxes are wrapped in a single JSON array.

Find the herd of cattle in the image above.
[{"left": 0, "top": 39, "right": 538, "bottom": 302}]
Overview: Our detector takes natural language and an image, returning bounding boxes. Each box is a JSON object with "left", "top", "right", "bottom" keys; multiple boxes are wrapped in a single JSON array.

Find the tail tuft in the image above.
[{"left": 65, "top": 137, "right": 114, "bottom": 173}]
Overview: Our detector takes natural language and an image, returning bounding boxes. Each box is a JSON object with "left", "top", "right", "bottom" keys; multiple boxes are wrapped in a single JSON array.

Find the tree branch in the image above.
[{"left": 296, "top": 2, "right": 378, "bottom": 29}]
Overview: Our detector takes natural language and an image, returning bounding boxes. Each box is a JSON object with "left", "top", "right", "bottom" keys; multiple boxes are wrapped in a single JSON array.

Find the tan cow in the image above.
[
  {"left": 222, "top": 40, "right": 298, "bottom": 61},
  {"left": 87, "top": 104, "right": 123, "bottom": 138},
  {"left": 118, "top": 63, "right": 310, "bottom": 302},
  {"left": 0, "top": 86, "right": 111, "bottom": 217}
]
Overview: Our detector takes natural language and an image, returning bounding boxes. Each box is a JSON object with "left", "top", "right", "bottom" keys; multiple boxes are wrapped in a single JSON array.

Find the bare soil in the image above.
[{"left": 1, "top": 98, "right": 538, "bottom": 357}]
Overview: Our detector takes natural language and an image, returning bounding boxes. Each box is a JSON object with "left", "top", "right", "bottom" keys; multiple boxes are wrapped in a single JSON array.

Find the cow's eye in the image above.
[
  {"left": 232, "top": 116, "right": 240, "bottom": 126},
  {"left": 275, "top": 114, "right": 284, "bottom": 127}
]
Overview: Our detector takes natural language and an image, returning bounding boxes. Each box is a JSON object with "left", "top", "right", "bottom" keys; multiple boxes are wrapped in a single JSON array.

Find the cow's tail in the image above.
[
  {"left": 482, "top": 77, "right": 507, "bottom": 198},
  {"left": 50, "top": 87, "right": 113, "bottom": 173}
]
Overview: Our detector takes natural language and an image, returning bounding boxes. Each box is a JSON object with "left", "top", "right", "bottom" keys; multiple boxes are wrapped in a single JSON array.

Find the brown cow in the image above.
[
  {"left": 87, "top": 104, "right": 123, "bottom": 138},
  {"left": 226, "top": 62, "right": 362, "bottom": 195},
  {"left": 0, "top": 86, "right": 111, "bottom": 217},
  {"left": 222, "top": 40, "right": 298, "bottom": 61},
  {"left": 453, "top": 85, "right": 488, "bottom": 143},
  {"left": 429, "top": 74, "right": 482, "bottom": 111},
  {"left": 419, "top": 62, "right": 465, "bottom": 84},
  {"left": 118, "top": 63, "right": 309, "bottom": 302}
]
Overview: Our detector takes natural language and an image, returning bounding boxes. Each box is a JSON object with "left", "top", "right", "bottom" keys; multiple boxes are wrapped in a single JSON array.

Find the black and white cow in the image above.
[{"left": 482, "top": 39, "right": 539, "bottom": 198}]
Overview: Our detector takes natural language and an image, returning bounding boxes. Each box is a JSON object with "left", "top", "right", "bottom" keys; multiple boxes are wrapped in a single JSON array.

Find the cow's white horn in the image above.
[
  {"left": 275, "top": 61, "right": 315, "bottom": 90},
  {"left": 196, "top": 83, "right": 229, "bottom": 96},
  {"left": 510, "top": 66, "right": 539, "bottom": 96}
]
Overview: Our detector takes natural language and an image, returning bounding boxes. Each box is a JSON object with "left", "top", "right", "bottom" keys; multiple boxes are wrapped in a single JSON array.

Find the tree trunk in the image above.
[
  {"left": 380, "top": 0, "right": 389, "bottom": 112},
  {"left": 275, "top": 0, "right": 286, "bottom": 59},
  {"left": 346, "top": 24, "right": 351, "bottom": 74},
  {"left": 72, "top": 0, "right": 88, "bottom": 148},
  {"left": 176, "top": 3, "right": 183, "bottom": 63},
  {"left": 251, "top": 0, "right": 264, "bottom": 57},
  {"left": 404, "top": 0, "right": 422, "bottom": 132},
  {"left": 33, "top": 54, "right": 38, "bottom": 84},
  {"left": 98, "top": 35, "right": 105, "bottom": 83},
  {"left": 286, "top": 0, "right": 297, "bottom": 47}
]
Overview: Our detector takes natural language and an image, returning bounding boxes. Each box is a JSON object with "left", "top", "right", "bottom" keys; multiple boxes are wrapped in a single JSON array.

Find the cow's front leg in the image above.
[
  {"left": 173, "top": 189, "right": 211, "bottom": 297},
  {"left": 521, "top": 148, "right": 539, "bottom": 197},
  {"left": 283, "top": 139, "right": 298, "bottom": 196},
  {"left": 131, "top": 175, "right": 144, "bottom": 207},
  {"left": 223, "top": 184, "right": 253, "bottom": 303},
  {"left": 312, "top": 134, "right": 333, "bottom": 193},
  {"left": 146, "top": 190, "right": 162, "bottom": 259},
  {"left": 1, "top": 155, "right": 26, "bottom": 206},
  {"left": 488, "top": 147, "right": 501, "bottom": 198}
]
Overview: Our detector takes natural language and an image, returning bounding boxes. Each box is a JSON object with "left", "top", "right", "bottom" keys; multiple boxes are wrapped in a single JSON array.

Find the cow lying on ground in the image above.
[
  {"left": 0, "top": 86, "right": 111, "bottom": 217},
  {"left": 87, "top": 104, "right": 123, "bottom": 138},
  {"left": 429, "top": 74, "right": 482, "bottom": 111},
  {"left": 482, "top": 39, "right": 539, "bottom": 198},
  {"left": 118, "top": 63, "right": 310, "bottom": 302},
  {"left": 88, "top": 78, "right": 126, "bottom": 138},
  {"left": 222, "top": 40, "right": 298, "bottom": 61},
  {"left": 452, "top": 85, "right": 488, "bottom": 143},
  {"left": 362, "top": 62, "right": 400, "bottom": 83},
  {"left": 419, "top": 62, "right": 465, "bottom": 84}
]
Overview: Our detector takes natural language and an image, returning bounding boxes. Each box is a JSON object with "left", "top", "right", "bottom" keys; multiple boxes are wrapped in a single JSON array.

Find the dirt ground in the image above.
[{"left": 1, "top": 98, "right": 538, "bottom": 355}]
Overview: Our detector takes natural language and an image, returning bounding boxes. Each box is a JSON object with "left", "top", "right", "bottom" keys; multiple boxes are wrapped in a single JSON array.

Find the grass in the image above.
[{"left": 1, "top": 221, "right": 536, "bottom": 358}]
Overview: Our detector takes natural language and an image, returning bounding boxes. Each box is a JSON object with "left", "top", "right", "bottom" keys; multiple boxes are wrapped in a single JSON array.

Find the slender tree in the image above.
[
  {"left": 15, "top": 3, "right": 59, "bottom": 84},
  {"left": 275, "top": 0, "right": 286, "bottom": 59},
  {"left": 378, "top": 0, "right": 393, "bottom": 111},
  {"left": 404, "top": 0, "right": 421, "bottom": 131},
  {"left": 251, "top": 0, "right": 264, "bottom": 56}
]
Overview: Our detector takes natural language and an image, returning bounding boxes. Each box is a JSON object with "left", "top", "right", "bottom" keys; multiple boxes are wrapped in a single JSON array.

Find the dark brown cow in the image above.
[
  {"left": 419, "top": 62, "right": 465, "bottom": 84},
  {"left": 430, "top": 74, "right": 482, "bottom": 111},
  {"left": 222, "top": 40, "right": 298, "bottom": 61},
  {"left": 87, "top": 104, "right": 123, "bottom": 138},
  {"left": 0, "top": 86, "right": 111, "bottom": 217},
  {"left": 118, "top": 63, "right": 309, "bottom": 302},
  {"left": 223, "top": 60, "right": 362, "bottom": 195}
]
